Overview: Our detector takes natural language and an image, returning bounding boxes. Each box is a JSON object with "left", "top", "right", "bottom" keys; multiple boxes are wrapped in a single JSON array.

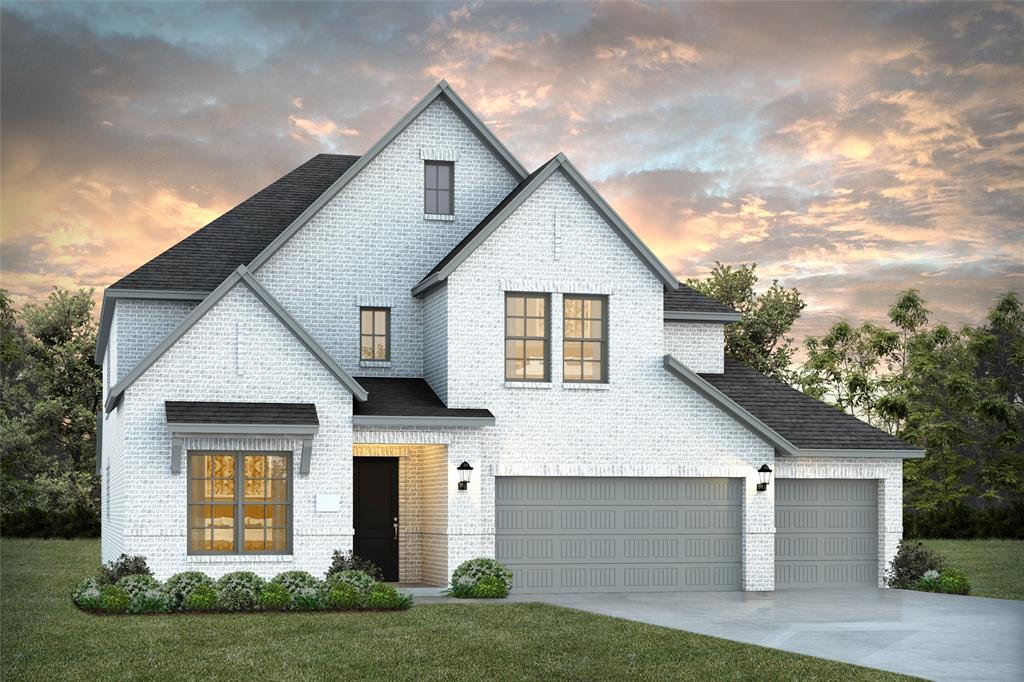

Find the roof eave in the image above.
[
  {"left": 785, "top": 447, "right": 926, "bottom": 460},
  {"left": 352, "top": 414, "right": 495, "bottom": 428},
  {"left": 166, "top": 423, "right": 319, "bottom": 435},
  {"left": 664, "top": 311, "right": 743, "bottom": 323}
]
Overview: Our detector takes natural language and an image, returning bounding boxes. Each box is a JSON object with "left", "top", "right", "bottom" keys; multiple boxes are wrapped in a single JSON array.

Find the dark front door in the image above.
[{"left": 353, "top": 457, "right": 399, "bottom": 581}]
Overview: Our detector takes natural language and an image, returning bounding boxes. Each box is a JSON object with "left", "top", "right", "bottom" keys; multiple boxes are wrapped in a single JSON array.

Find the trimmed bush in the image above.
[
  {"left": 115, "top": 574, "right": 161, "bottom": 601},
  {"left": 292, "top": 587, "right": 322, "bottom": 611},
  {"left": 323, "top": 584, "right": 364, "bottom": 610},
  {"left": 165, "top": 571, "right": 215, "bottom": 610},
  {"left": 914, "top": 569, "right": 942, "bottom": 592},
  {"left": 326, "top": 550, "right": 383, "bottom": 582},
  {"left": 324, "top": 570, "right": 375, "bottom": 593},
  {"left": 270, "top": 570, "right": 320, "bottom": 599},
  {"left": 939, "top": 568, "right": 971, "bottom": 595},
  {"left": 130, "top": 588, "right": 170, "bottom": 614},
  {"left": 365, "top": 583, "right": 411, "bottom": 610},
  {"left": 471, "top": 574, "right": 509, "bottom": 599},
  {"left": 72, "top": 578, "right": 103, "bottom": 610},
  {"left": 449, "top": 557, "right": 513, "bottom": 599},
  {"left": 99, "top": 585, "right": 131, "bottom": 614},
  {"left": 884, "top": 540, "right": 944, "bottom": 589},
  {"left": 183, "top": 584, "right": 218, "bottom": 611},
  {"left": 216, "top": 571, "right": 265, "bottom": 611},
  {"left": 98, "top": 554, "right": 152, "bottom": 585},
  {"left": 257, "top": 583, "right": 291, "bottom": 611}
]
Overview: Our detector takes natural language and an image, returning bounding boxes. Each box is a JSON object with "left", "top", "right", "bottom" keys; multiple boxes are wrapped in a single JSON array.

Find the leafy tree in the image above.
[
  {"left": 686, "top": 262, "right": 805, "bottom": 381},
  {"left": 1, "top": 288, "right": 102, "bottom": 536}
]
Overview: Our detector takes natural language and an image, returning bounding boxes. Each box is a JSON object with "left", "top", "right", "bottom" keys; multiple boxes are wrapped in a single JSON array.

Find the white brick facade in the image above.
[{"left": 100, "top": 85, "right": 908, "bottom": 590}]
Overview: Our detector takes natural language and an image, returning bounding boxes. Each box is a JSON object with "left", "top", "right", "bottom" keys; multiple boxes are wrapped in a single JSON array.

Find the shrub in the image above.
[
  {"left": 99, "top": 585, "right": 131, "bottom": 614},
  {"left": 905, "top": 501, "right": 1024, "bottom": 540},
  {"left": 130, "top": 588, "right": 170, "bottom": 614},
  {"left": 98, "top": 554, "right": 152, "bottom": 585},
  {"left": 939, "top": 568, "right": 971, "bottom": 595},
  {"left": 471, "top": 574, "right": 509, "bottom": 599},
  {"left": 257, "top": 583, "right": 291, "bottom": 611},
  {"left": 183, "top": 584, "right": 218, "bottom": 611},
  {"left": 326, "top": 550, "right": 383, "bottom": 582},
  {"left": 165, "top": 571, "right": 215, "bottom": 610},
  {"left": 72, "top": 578, "right": 103, "bottom": 610},
  {"left": 914, "top": 569, "right": 942, "bottom": 592},
  {"left": 884, "top": 540, "right": 944, "bottom": 589},
  {"left": 115, "top": 574, "right": 161, "bottom": 601},
  {"left": 324, "top": 570, "right": 375, "bottom": 593},
  {"left": 365, "top": 583, "right": 412, "bottom": 610},
  {"left": 323, "top": 584, "right": 364, "bottom": 610},
  {"left": 291, "top": 587, "right": 323, "bottom": 611},
  {"left": 270, "top": 570, "right": 320, "bottom": 598},
  {"left": 449, "top": 557, "right": 513, "bottom": 598},
  {"left": 216, "top": 571, "right": 265, "bottom": 611}
]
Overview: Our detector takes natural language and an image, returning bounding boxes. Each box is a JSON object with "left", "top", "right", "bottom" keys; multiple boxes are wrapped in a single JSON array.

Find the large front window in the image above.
[
  {"left": 505, "top": 293, "right": 549, "bottom": 381},
  {"left": 188, "top": 452, "right": 291, "bottom": 554}
]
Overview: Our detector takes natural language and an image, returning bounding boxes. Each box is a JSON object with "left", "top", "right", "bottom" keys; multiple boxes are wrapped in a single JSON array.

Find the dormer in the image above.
[{"left": 663, "top": 286, "right": 741, "bottom": 374}]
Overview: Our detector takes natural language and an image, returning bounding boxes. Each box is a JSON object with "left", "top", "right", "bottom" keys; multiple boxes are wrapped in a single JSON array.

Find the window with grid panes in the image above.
[
  {"left": 360, "top": 307, "right": 390, "bottom": 361},
  {"left": 424, "top": 161, "right": 453, "bottom": 215},
  {"left": 563, "top": 295, "right": 607, "bottom": 382},
  {"left": 505, "top": 293, "right": 549, "bottom": 381}
]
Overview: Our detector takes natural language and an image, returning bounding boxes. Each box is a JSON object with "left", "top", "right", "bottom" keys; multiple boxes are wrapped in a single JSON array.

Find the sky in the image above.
[{"left": 1, "top": 1, "right": 1022, "bottom": 346}]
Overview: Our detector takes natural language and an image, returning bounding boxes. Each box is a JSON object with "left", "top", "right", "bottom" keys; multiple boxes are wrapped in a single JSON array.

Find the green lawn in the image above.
[
  {"left": 0, "top": 539, "right": 916, "bottom": 681},
  {"left": 917, "top": 539, "right": 1024, "bottom": 601}
]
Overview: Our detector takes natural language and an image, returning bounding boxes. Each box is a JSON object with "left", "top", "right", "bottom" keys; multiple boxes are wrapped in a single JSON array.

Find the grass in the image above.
[
  {"left": 0, "top": 539, "right": 916, "bottom": 682},
  {"left": 916, "top": 539, "right": 1024, "bottom": 601}
]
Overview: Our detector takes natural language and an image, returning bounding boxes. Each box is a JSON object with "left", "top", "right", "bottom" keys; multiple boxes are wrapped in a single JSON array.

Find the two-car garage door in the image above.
[
  {"left": 495, "top": 477, "right": 742, "bottom": 593},
  {"left": 496, "top": 476, "right": 880, "bottom": 594}
]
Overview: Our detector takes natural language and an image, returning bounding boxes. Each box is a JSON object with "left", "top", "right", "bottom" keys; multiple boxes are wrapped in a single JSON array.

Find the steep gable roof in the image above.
[
  {"left": 664, "top": 285, "right": 741, "bottom": 322},
  {"left": 104, "top": 265, "right": 367, "bottom": 413},
  {"left": 664, "top": 355, "right": 924, "bottom": 457},
  {"left": 412, "top": 153, "right": 680, "bottom": 296}
]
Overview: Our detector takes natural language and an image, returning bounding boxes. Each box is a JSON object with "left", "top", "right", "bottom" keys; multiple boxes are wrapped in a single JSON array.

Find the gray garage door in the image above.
[
  {"left": 495, "top": 477, "right": 742, "bottom": 594},
  {"left": 775, "top": 479, "right": 878, "bottom": 589}
]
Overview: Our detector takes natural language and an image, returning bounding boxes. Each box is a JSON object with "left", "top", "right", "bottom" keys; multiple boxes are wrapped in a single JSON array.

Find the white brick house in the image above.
[{"left": 96, "top": 81, "right": 923, "bottom": 592}]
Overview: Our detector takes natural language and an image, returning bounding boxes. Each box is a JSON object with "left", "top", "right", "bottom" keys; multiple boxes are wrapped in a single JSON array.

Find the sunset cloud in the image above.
[{"left": 1, "top": 1, "right": 1020, "bottom": 346}]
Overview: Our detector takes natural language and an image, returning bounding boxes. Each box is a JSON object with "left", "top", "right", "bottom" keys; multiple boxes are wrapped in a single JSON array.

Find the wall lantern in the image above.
[
  {"left": 756, "top": 464, "right": 773, "bottom": 492},
  {"left": 457, "top": 461, "right": 474, "bottom": 491}
]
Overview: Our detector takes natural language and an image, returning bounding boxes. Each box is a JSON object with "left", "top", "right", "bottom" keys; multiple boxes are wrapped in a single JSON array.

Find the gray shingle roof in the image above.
[
  {"left": 699, "top": 358, "right": 918, "bottom": 451},
  {"left": 112, "top": 154, "right": 359, "bottom": 292},
  {"left": 354, "top": 377, "right": 493, "bottom": 420},
  {"left": 165, "top": 401, "right": 318, "bottom": 425},
  {"left": 664, "top": 285, "right": 739, "bottom": 316}
]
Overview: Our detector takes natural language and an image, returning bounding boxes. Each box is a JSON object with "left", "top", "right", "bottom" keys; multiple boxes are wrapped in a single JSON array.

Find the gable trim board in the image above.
[
  {"left": 412, "top": 153, "right": 680, "bottom": 296},
  {"left": 94, "top": 289, "right": 209, "bottom": 364},
  {"left": 663, "top": 355, "right": 925, "bottom": 459},
  {"left": 351, "top": 415, "right": 495, "bottom": 428},
  {"left": 245, "top": 81, "right": 528, "bottom": 276},
  {"left": 665, "top": 311, "right": 743, "bottom": 323},
  {"left": 104, "top": 265, "right": 368, "bottom": 413}
]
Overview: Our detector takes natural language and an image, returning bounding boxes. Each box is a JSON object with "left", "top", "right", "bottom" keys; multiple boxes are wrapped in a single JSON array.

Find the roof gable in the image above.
[
  {"left": 104, "top": 266, "right": 367, "bottom": 412},
  {"left": 412, "top": 153, "right": 680, "bottom": 296}
]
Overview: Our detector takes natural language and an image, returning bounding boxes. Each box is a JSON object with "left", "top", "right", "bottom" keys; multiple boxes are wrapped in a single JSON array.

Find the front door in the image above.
[{"left": 353, "top": 457, "right": 399, "bottom": 581}]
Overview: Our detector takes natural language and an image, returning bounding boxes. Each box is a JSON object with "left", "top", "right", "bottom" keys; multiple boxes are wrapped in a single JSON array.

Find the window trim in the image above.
[
  {"left": 360, "top": 307, "right": 391, "bottom": 361},
  {"left": 424, "top": 160, "right": 454, "bottom": 216},
  {"left": 563, "top": 294, "right": 609, "bottom": 384},
  {"left": 504, "top": 292, "right": 551, "bottom": 382},
  {"left": 186, "top": 450, "right": 293, "bottom": 556}
]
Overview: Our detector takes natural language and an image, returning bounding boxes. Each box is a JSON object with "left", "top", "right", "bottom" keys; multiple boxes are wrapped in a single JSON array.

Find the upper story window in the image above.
[
  {"left": 188, "top": 452, "right": 292, "bottom": 555},
  {"left": 424, "top": 160, "right": 453, "bottom": 215},
  {"left": 505, "top": 293, "right": 549, "bottom": 382},
  {"left": 564, "top": 295, "right": 607, "bottom": 383},
  {"left": 360, "top": 307, "right": 390, "bottom": 361}
]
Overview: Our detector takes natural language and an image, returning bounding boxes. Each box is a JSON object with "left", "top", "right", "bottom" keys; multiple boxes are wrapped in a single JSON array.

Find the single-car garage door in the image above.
[
  {"left": 775, "top": 479, "right": 878, "bottom": 589},
  {"left": 495, "top": 477, "right": 741, "bottom": 593}
]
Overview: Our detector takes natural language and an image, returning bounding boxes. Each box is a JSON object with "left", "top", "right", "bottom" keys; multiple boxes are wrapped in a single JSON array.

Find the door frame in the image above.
[{"left": 353, "top": 456, "right": 400, "bottom": 581}]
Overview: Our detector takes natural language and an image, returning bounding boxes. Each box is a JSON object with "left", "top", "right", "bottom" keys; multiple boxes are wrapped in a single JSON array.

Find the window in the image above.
[
  {"left": 505, "top": 293, "right": 549, "bottom": 381},
  {"left": 563, "top": 295, "right": 607, "bottom": 383},
  {"left": 187, "top": 452, "right": 291, "bottom": 555},
  {"left": 360, "top": 307, "right": 390, "bottom": 361},
  {"left": 424, "top": 160, "right": 453, "bottom": 215}
]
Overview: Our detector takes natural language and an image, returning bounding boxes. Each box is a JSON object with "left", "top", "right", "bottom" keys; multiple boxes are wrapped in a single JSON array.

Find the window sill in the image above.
[
  {"left": 424, "top": 213, "right": 455, "bottom": 222},
  {"left": 562, "top": 382, "right": 611, "bottom": 391},
  {"left": 503, "top": 381, "right": 553, "bottom": 390},
  {"left": 187, "top": 554, "right": 294, "bottom": 563},
  {"left": 360, "top": 360, "right": 391, "bottom": 368}
]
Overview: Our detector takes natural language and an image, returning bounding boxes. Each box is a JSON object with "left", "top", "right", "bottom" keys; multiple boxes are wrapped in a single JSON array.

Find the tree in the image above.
[
  {"left": 0, "top": 288, "right": 102, "bottom": 537},
  {"left": 686, "top": 262, "right": 805, "bottom": 381}
]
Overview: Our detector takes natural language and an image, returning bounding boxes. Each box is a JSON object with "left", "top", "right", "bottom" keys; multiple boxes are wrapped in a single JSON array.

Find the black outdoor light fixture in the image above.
[
  {"left": 756, "top": 464, "right": 773, "bottom": 492},
  {"left": 457, "top": 461, "right": 473, "bottom": 491}
]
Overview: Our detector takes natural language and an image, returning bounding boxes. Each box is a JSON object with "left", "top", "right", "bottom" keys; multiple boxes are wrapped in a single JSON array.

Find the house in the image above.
[{"left": 96, "top": 81, "right": 923, "bottom": 593}]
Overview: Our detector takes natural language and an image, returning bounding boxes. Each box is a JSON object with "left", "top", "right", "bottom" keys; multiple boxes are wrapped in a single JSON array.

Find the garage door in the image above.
[
  {"left": 495, "top": 477, "right": 742, "bottom": 594},
  {"left": 775, "top": 479, "right": 878, "bottom": 589}
]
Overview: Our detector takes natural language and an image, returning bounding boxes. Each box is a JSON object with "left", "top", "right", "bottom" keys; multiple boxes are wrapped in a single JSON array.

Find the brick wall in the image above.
[
  {"left": 114, "top": 299, "right": 196, "bottom": 383},
  {"left": 664, "top": 322, "right": 725, "bottom": 373}
]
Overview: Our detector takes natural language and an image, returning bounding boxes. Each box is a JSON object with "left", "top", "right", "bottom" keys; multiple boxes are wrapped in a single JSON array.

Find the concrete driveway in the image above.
[{"left": 508, "top": 588, "right": 1024, "bottom": 681}]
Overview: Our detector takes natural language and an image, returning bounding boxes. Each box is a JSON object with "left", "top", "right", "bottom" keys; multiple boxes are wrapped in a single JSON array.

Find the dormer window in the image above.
[{"left": 424, "top": 160, "right": 453, "bottom": 216}]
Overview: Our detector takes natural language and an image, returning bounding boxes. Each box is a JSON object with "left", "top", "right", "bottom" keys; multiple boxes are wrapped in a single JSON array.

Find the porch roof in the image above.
[
  {"left": 353, "top": 377, "right": 495, "bottom": 427},
  {"left": 165, "top": 401, "right": 319, "bottom": 426}
]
